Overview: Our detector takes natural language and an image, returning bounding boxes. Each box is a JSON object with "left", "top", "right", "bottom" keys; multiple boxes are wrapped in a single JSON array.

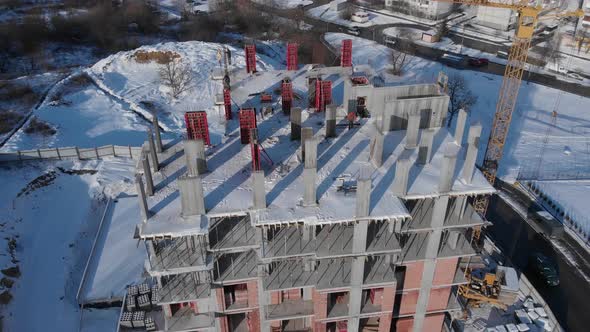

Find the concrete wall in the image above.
[{"left": 475, "top": 7, "right": 515, "bottom": 31}]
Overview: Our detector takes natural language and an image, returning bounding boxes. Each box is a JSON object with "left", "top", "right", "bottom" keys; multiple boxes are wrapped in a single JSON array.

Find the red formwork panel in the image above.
[
  {"left": 223, "top": 88, "right": 232, "bottom": 120},
  {"left": 239, "top": 108, "right": 257, "bottom": 144},
  {"left": 245, "top": 44, "right": 257, "bottom": 73},
  {"left": 341, "top": 39, "right": 352, "bottom": 67},
  {"left": 287, "top": 42, "right": 298, "bottom": 71},
  {"left": 250, "top": 130, "right": 261, "bottom": 171},
  {"left": 184, "top": 111, "right": 210, "bottom": 145},
  {"left": 281, "top": 80, "right": 293, "bottom": 113},
  {"left": 314, "top": 78, "right": 321, "bottom": 110},
  {"left": 320, "top": 80, "right": 332, "bottom": 111}
]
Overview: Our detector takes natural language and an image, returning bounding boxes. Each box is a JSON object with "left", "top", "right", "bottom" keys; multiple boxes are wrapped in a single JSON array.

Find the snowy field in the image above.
[
  {"left": 253, "top": 0, "right": 313, "bottom": 9},
  {"left": 324, "top": 33, "right": 590, "bottom": 183},
  {"left": 0, "top": 158, "right": 136, "bottom": 331},
  {"left": 307, "top": 2, "right": 408, "bottom": 28}
]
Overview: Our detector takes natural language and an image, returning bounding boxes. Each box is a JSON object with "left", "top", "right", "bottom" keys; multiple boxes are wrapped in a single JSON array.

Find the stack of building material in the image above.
[
  {"left": 150, "top": 284, "right": 159, "bottom": 305},
  {"left": 126, "top": 292, "right": 136, "bottom": 311},
  {"left": 234, "top": 284, "right": 249, "bottom": 305},
  {"left": 145, "top": 315, "right": 156, "bottom": 331},
  {"left": 138, "top": 294, "right": 151, "bottom": 310},
  {"left": 119, "top": 311, "right": 133, "bottom": 328},
  {"left": 132, "top": 311, "right": 146, "bottom": 328}
]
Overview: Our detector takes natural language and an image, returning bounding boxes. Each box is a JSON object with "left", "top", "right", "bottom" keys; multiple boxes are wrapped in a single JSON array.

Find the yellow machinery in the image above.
[
  {"left": 458, "top": 268, "right": 507, "bottom": 310},
  {"left": 433, "top": 0, "right": 584, "bottom": 238}
]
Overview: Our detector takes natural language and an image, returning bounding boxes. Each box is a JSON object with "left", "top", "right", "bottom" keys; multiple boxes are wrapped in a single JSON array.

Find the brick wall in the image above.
[
  {"left": 402, "top": 261, "right": 424, "bottom": 290},
  {"left": 423, "top": 313, "right": 445, "bottom": 331},
  {"left": 271, "top": 290, "right": 281, "bottom": 305},
  {"left": 247, "top": 281, "right": 259, "bottom": 307},
  {"left": 395, "top": 317, "right": 414, "bottom": 332},
  {"left": 397, "top": 290, "right": 419, "bottom": 315},
  {"left": 248, "top": 310, "right": 261, "bottom": 332},
  {"left": 381, "top": 286, "right": 395, "bottom": 312},
  {"left": 312, "top": 288, "right": 327, "bottom": 332},
  {"left": 426, "top": 287, "right": 451, "bottom": 312},
  {"left": 432, "top": 257, "right": 459, "bottom": 286},
  {"left": 216, "top": 288, "right": 226, "bottom": 311},
  {"left": 378, "top": 313, "right": 393, "bottom": 332}
]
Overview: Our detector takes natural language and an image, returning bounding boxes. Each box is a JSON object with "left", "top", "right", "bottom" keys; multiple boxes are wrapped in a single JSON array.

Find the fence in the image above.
[{"left": 0, "top": 145, "right": 143, "bottom": 163}]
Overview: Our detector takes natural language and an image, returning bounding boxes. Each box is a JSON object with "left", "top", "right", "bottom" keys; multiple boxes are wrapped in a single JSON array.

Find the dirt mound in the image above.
[{"left": 132, "top": 50, "right": 181, "bottom": 64}]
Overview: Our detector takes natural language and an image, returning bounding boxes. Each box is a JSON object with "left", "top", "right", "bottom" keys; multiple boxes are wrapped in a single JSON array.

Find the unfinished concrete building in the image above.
[{"left": 130, "top": 65, "right": 494, "bottom": 332}]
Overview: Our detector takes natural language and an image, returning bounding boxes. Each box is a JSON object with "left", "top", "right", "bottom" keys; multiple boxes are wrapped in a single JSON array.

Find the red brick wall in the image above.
[
  {"left": 398, "top": 290, "right": 419, "bottom": 315},
  {"left": 381, "top": 286, "right": 395, "bottom": 312},
  {"left": 312, "top": 288, "right": 327, "bottom": 332},
  {"left": 247, "top": 310, "right": 261, "bottom": 332},
  {"left": 271, "top": 290, "right": 281, "bottom": 305},
  {"left": 432, "top": 257, "right": 458, "bottom": 286},
  {"left": 426, "top": 287, "right": 452, "bottom": 312},
  {"left": 402, "top": 261, "right": 424, "bottom": 290},
  {"left": 378, "top": 313, "right": 393, "bottom": 332},
  {"left": 216, "top": 288, "right": 226, "bottom": 311},
  {"left": 218, "top": 315, "right": 229, "bottom": 332},
  {"left": 395, "top": 317, "right": 414, "bottom": 332},
  {"left": 247, "top": 281, "right": 259, "bottom": 307},
  {"left": 423, "top": 313, "right": 445, "bottom": 331}
]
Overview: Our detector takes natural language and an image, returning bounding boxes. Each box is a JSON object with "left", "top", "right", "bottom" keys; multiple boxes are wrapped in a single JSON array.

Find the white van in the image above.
[{"left": 351, "top": 11, "right": 369, "bottom": 23}]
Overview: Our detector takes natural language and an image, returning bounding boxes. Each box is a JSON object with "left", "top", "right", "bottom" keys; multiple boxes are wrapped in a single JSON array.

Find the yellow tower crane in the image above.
[{"left": 433, "top": 0, "right": 583, "bottom": 229}]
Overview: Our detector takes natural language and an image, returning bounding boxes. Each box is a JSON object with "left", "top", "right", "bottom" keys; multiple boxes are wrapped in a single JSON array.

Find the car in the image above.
[
  {"left": 468, "top": 58, "right": 489, "bottom": 67},
  {"left": 566, "top": 72, "right": 584, "bottom": 81},
  {"left": 529, "top": 253, "right": 559, "bottom": 286},
  {"left": 347, "top": 26, "right": 361, "bottom": 36},
  {"left": 440, "top": 53, "right": 466, "bottom": 68}
]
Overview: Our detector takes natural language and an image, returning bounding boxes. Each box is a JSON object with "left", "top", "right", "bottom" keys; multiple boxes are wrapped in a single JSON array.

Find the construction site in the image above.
[{"left": 105, "top": 38, "right": 507, "bottom": 332}]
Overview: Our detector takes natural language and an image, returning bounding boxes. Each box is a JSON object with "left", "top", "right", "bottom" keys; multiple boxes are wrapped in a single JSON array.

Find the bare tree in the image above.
[
  {"left": 446, "top": 73, "right": 477, "bottom": 127},
  {"left": 390, "top": 49, "right": 410, "bottom": 75},
  {"left": 434, "top": 18, "right": 450, "bottom": 40},
  {"left": 339, "top": 5, "right": 354, "bottom": 20},
  {"left": 159, "top": 58, "right": 193, "bottom": 98},
  {"left": 540, "top": 32, "right": 563, "bottom": 66}
]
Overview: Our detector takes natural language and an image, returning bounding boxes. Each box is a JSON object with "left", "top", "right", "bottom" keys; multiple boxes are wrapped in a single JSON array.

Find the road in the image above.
[{"left": 487, "top": 184, "right": 590, "bottom": 332}]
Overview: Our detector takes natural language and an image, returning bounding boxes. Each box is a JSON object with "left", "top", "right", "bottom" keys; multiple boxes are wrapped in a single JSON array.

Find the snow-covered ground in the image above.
[
  {"left": 324, "top": 33, "right": 590, "bottom": 183},
  {"left": 0, "top": 157, "right": 136, "bottom": 331},
  {"left": 253, "top": 0, "right": 313, "bottom": 9},
  {"left": 307, "top": 1, "right": 409, "bottom": 28}
]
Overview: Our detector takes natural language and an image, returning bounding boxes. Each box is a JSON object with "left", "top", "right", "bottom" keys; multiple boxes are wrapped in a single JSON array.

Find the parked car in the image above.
[
  {"left": 351, "top": 11, "right": 369, "bottom": 23},
  {"left": 347, "top": 26, "right": 361, "bottom": 36},
  {"left": 468, "top": 57, "right": 489, "bottom": 67},
  {"left": 440, "top": 53, "right": 465, "bottom": 68},
  {"left": 529, "top": 253, "right": 559, "bottom": 286},
  {"left": 566, "top": 72, "right": 584, "bottom": 81}
]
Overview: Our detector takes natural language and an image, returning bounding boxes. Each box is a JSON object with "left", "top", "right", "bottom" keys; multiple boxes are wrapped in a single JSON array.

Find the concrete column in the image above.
[
  {"left": 304, "top": 138, "right": 317, "bottom": 169},
  {"left": 303, "top": 168, "right": 317, "bottom": 206},
  {"left": 355, "top": 169, "right": 372, "bottom": 218},
  {"left": 184, "top": 139, "right": 207, "bottom": 176},
  {"left": 325, "top": 104, "right": 337, "bottom": 138},
  {"left": 178, "top": 175, "right": 206, "bottom": 216},
  {"left": 142, "top": 156, "right": 154, "bottom": 196},
  {"left": 392, "top": 156, "right": 412, "bottom": 196},
  {"left": 416, "top": 129, "right": 435, "bottom": 165},
  {"left": 352, "top": 222, "right": 368, "bottom": 254},
  {"left": 147, "top": 129, "right": 159, "bottom": 172},
  {"left": 370, "top": 131, "right": 385, "bottom": 167},
  {"left": 462, "top": 122, "right": 482, "bottom": 184},
  {"left": 447, "top": 230, "right": 460, "bottom": 250},
  {"left": 454, "top": 109, "right": 467, "bottom": 145},
  {"left": 405, "top": 110, "right": 421, "bottom": 149},
  {"left": 252, "top": 170, "right": 266, "bottom": 209},
  {"left": 301, "top": 127, "right": 313, "bottom": 161},
  {"left": 153, "top": 115, "right": 163, "bottom": 152},
  {"left": 439, "top": 143, "right": 459, "bottom": 193},
  {"left": 290, "top": 107, "right": 302, "bottom": 140},
  {"left": 135, "top": 173, "right": 150, "bottom": 221}
]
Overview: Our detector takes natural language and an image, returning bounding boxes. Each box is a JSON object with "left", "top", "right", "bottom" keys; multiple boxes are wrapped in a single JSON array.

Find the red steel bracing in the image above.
[
  {"left": 281, "top": 81, "right": 293, "bottom": 112},
  {"left": 184, "top": 111, "right": 210, "bottom": 145},
  {"left": 341, "top": 39, "right": 352, "bottom": 67},
  {"left": 239, "top": 108, "right": 257, "bottom": 144},
  {"left": 286, "top": 43, "right": 298, "bottom": 71},
  {"left": 250, "top": 136, "right": 261, "bottom": 171},
  {"left": 245, "top": 44, "right": 257, "bottom": 73},
  {"left": 223, "top": 88, "right": 232, "bottom": 120},
  {"left": 314, "top": 79, "right": 322, "bottom": 110},
  {"left": 320, "top": 80, "right": 332, "bottom": 112}
]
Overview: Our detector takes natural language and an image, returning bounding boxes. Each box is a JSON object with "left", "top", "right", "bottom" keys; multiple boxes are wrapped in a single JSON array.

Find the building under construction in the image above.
[{"left": 128, "top": 42, "right": 494, "bottom": 332}]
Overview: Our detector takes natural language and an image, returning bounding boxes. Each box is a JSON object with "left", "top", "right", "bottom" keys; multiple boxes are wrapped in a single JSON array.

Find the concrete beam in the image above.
[
  {"left": 416, "top": 128, "right": 435, "bottom": 165},
  {"left": 153, "top": 115, "right": 163, "bottom": 152},
  {"left": 303, "top": 168, "right": 317, "bottom": 206},
  {"left": 405, "top": 110, "right": 421, "bottom": 149},
  {"left": 147, "top": 129, "right": 159, "bottom": 172},
  {"left": 252, "top": 170, "right": 266, "bottom": 210},
  {"left": 184, "top": 139, "right": 207, "bottom": 176},
  {"left": 370, "top": 131, "right": 385, "bottom": 167},
  {"left": 439, "top": 143, "right": 459, "bottom": 193},
  {"left": 178, "top": 175, "right": 206, "bottom": 216},
  {"left": 392, "top": 156, "right": 412, "bottom": 196},
  {"left": 454, "top": 109, "right": 467, "bottom": 145},
  {"left": 325, "top": 104, "right": 337, "bottom": 138},
  {"left": 142, "top": 156, "right": 154, "bottom": 196},
  {"left": 462, "top": 122, "right": 482, "bottom": 184},
  {"left": 290, "top": 107, "right": 302, "bottom": 140},
  {"left": 135, "top": 173, "right": 150, "bottom": 221}
]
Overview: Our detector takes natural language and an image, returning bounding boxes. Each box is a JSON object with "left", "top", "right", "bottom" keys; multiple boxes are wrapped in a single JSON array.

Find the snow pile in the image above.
[
  {"left": 253, "top": 0, "right": 313, "bottom": 9},
  {"left": 325, "top": 33, "right": 590, "bottom": 183}
]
